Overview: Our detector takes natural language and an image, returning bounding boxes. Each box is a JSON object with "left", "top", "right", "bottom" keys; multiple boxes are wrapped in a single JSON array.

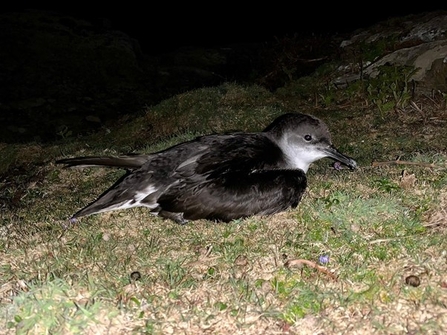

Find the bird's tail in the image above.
[{"left": 56, "top": 155, "right": 148, "bottom": 169}]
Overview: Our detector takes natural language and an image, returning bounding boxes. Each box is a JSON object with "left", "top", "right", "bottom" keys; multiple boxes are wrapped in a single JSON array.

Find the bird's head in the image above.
[{"left": 264, "top": 113, "right": 357, "bottom": 173}]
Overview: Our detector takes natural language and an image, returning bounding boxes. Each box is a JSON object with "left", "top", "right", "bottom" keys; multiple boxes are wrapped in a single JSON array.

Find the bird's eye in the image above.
[{"left": 304, "top": 135, "right": 312, "bottom": 141}]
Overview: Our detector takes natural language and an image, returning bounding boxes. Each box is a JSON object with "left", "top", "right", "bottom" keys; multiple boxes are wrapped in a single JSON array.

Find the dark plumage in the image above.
[{"left": 57, "top": 113, "right": 357, "bottom": 224}]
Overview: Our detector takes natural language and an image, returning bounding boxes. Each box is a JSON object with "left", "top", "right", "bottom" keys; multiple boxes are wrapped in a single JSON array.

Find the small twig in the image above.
[
  {"left": 371, "top": 160, "right": 439, "bottom": 168},
  {"left": 423, "top": 222, "right": 446, "bottom": 228},
  {"left": 410, "top": 100, "right": 426, "bottom": 120},
  {"left": 423, "top": 93, "right": 440, "bottom": 108},
  {"left": 296, "top": 57, "right": 328, "bottom": 63},
  {"left": 368, "top": 233, "right": 424, "bottom": 244},
  {"left": 368, "top": 237, "right": 402, "bottom": 244},
  {"left": 284, "top": 259, "right": 338, "bottom": 281}
]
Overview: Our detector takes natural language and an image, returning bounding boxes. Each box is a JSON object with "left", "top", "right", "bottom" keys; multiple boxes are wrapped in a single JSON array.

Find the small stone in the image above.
[
  {"left": 319, "top": 254, "right": 330, "bottom": 264},
  {"left": 405, "top": 275, "right": 421, "bottom": 287},
  {"left": 235, "top": 255, "right": 249, "bottom": 267},
  {"left": 333, "top": 162, "right": 342, "bottom": 170},
  {"left": 130, "top": 271, "right": 141, "bottom": 281}
]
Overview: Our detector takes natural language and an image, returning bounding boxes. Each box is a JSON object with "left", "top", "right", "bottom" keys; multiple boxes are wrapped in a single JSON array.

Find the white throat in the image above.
[{"left": 279, "top": 138, "right": 327, "bottom": 173}]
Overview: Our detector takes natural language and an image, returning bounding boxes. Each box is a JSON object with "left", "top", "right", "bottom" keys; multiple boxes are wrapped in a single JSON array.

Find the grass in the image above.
[{"left": 1, "top": 79, "right": 447, "bottom": 334}]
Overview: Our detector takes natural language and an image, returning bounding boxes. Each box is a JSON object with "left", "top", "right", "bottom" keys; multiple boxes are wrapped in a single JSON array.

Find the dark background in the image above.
[
  {"left": 1, "top": 3, "right": 446, "bottom": 143},
  {"left": 2, "top": 4, "right": 445, "bottom": 53}
]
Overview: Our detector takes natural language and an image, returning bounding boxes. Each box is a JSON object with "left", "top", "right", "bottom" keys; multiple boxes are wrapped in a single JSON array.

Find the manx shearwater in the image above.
[{"left": 57, "top": 113, "right": 357, "bottom": 224}]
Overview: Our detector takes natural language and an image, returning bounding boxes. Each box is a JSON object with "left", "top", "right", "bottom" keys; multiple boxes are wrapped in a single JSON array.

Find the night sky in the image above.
[{"left": 2, "top": 4, "right": 446, "bottom": 53}]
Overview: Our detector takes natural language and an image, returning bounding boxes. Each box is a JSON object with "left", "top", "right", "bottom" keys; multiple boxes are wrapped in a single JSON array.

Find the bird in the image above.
[{"left": 57, "top": 112, "right": 357, "bottom": 224}]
